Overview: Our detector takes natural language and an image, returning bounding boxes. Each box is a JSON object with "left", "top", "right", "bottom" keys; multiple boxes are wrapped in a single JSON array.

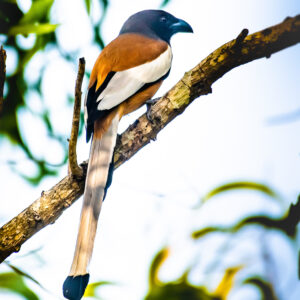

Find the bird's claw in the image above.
[{"left": 146, "top": 97, "right": 160, "bottom": 123}]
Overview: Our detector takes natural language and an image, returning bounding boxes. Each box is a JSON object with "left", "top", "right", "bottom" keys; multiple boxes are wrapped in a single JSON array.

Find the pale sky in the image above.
[{"left": 1, "top": 0, "right": 300, "bottom": 299}]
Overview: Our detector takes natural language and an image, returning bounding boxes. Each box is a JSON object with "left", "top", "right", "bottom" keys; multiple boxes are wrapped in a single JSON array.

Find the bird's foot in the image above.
[{"left": 146, "top": 97, "right": 160, "bottom": 123}]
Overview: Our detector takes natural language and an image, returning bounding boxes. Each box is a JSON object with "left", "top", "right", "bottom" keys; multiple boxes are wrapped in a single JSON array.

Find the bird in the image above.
[{"left": 63, "top": 9, "right": 193, "bottom": 300}]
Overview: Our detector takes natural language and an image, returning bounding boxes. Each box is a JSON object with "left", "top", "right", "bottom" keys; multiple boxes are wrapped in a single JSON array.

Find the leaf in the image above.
[
  {"left": 244, "top": 277, "right": 278, "bottom": 300},
  {"left": 84, "top": 281, "right": 112, "bottom": 298},
  {"left": 145, "top": 280, "right": 216, "bottom": 300},
  {"left": 0, "top": 272, "right": 39, "bottom": 300},
  {"left": 191, "top": 214, "right": 296, "bottom": 239},
  {"left": 201, "top": 181, "right": 280, "bottom": 203},
  {"left": 192, "top": 226, "right": 227, "bottom": 239},
  {"left": 145, "top": 247, "right": 217, "bottom": 299},
  {"left": 84, "top": 0, "right": 91, "bottom": 14},
  {"left": 19, "top": 0, "right": 55, "bottom": 25},
  {"left": 9, "top": 23, "right": 58, "bottom": 35},
  {"left": 160, "top": 0, "right": 171, "bottom": 8},
  {"left": 214, "top": 266, "right": 243, "bottom": 299},
  {"left": 149, "top": 247, "right": 170, "bottom": 288},
  {"left": 193, "top": 192, "right": 300, "bottom": 239},
  {"left": 5, "top": 263, "right": 42, "bottom": 288}
]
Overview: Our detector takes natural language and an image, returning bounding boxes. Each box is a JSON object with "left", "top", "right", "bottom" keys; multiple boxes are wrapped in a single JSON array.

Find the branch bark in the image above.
[
  {"left": 0, "top": 46, "right": 6, "bottom": 114},
  {"left": 68, "top": 57, "right": 85, "bottom": 177},
  {"left": 0, "top": 14, "right": 300, "bottom": 263}
]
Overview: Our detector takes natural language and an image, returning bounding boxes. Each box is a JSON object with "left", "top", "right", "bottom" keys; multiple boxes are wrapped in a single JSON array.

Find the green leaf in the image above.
[
  {"left": 145, "top": 280, "right": 216, "bottom": 300},
  {"left": 9, "top": 23, "right": 58, "bottom": 35},
  {"left": 19, "top": 0, "right": 55, "bottom": 25},
  {"left": 6, "top": 263, "right": 42, "bottom": 288},
  {"left": 84, "top": 0, "right": 91, "bottom": 14},
  {"left": 84, "top": 281, "right": 112, "bottom": 298},
  {"left": 149, "top": 247, "right": 170, "bottom": 288},
  {"left": 244, "top": 277, "right": 278, "bottom": 300},
  {"left": 192, "top": 226, "right": 227, "bottom": 239},
  {"left": 192, "top": 210, "right": 299, "bottom": 239},
  {"left": 0, "top": 272, "right": 39, "bottom": 300},
  {"left": 146, "top": 248, "right": 217, "bottom": 300},
  {"left": 201, "top": 181, "right": 280, "bottom": 203},
  {"left": 160, "top": 0, "right": 171, "bottom": 8}
]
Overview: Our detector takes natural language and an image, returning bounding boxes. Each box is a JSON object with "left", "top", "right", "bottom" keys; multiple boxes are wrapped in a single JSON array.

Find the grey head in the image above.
[{"left": 119, "top": 9, "right": 193, "bottom": 43}]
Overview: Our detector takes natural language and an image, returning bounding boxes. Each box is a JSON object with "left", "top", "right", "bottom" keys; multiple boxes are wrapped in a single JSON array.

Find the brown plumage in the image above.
[{"left": 89, "top": 34, "right": 168, "bottom": 90}]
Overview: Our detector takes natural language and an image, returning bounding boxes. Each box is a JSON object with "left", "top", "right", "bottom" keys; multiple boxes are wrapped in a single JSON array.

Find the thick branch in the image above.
[
  {"left": 0, "top": 15, "right": 300, "bottom": 263},
  {"left": 68, "top": 57, "right": 85, "bottom": 177},
  {"left": 0, "top": 46, "right": 6, "bottom": 114}
]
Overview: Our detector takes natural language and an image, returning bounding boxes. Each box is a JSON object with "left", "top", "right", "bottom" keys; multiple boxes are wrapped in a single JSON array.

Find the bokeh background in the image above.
[{"left": 0, "top": 0, "right": 299, "bottom": 299}]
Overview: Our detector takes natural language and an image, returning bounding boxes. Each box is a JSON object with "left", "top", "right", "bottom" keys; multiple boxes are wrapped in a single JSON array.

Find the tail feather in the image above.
[
  {"left": 63, "top": 113, "right": 120, "bottom": 299},
  {"left": 63, "top": 274, "right": 89, "bottom": 300}
]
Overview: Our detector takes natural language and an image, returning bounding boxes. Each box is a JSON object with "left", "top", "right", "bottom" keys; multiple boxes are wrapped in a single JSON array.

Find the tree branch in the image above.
[
  {"left": 0, "top": 46, "right": 6, "bottom": 114},
  {"left": 0, "top": 14, "right": 300, "bottom": 263},
  {"left": 68, "top": 57, "right": 85, "bottom": 177}
]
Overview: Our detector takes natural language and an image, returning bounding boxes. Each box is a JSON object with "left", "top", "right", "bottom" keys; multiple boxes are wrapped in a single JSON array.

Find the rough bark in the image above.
[
  {"left": 68, "top": 57, "right": 85, "bottom": 177},
  {"left": 0, "top": 14, "right": 300, "bottom": 263},
  {"left": 0, "top": 46, "right": 6, "bottom": 114}
]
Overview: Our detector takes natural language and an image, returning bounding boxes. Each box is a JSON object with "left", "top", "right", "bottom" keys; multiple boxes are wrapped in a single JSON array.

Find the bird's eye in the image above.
[{"left": 160, "top": 16, "right": 167, "bottom": 23}]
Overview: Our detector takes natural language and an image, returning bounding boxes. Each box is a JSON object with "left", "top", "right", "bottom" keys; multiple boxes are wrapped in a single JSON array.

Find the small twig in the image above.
[
  {"left": 68, "top": 58, "right": 85, "bottom": 177},
  {"left": 0, "top": 45, "right": 6, "bottom": 114},
  {"left": 235, "top": 28, "right": 249, "bottom": 46}
]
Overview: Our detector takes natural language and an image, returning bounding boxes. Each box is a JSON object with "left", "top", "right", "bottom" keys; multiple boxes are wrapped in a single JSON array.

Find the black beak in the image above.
[{"left": 171, "top": 18, "right": 193, "bottom": 34}]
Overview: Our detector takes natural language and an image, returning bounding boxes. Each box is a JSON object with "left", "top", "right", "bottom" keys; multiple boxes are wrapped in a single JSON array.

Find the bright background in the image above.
[{"left": 1, "top": 0, "right": 300, "bottom": 299}]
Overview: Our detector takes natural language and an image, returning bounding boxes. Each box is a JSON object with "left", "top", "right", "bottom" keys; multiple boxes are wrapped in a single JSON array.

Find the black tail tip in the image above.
[{"left": 63, "top": 274, "right": 90, "bottom": 300}]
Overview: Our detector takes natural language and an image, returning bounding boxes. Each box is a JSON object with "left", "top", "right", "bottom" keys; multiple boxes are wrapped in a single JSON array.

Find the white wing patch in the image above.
[{"left": 96, "top": 46, "right": 172, "bottom": 111}]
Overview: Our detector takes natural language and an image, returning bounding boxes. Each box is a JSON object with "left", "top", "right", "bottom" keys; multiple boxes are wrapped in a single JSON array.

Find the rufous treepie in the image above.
[{"left": 63, "top": 9, "right": 193, "bottom": 300}]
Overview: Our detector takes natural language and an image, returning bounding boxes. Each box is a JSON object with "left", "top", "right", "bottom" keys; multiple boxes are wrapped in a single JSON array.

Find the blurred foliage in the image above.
[
  {"left": 192, "top": 193, "right": 300, "bottom": 239},
  {"left": 145, "top": 248, "right": 219, "bottom": 300},
  {"left": 83, "top": 280, "right": 113, "bottom": 298},
  {"left": 0, "top": 182, "right": 298, "bottom": 299},
  {"left": 199, "top": 181, "right": 281, "bottom": 204},
  {"left": 0, "top": 271, "right": 39, "bottom": 300},
  {"left": 160, "top": 0, "right": 172, "bottom": 8},
  {"left": 83, "top": 188, "right": 299, "bottom": 300},
  {"left": 5, "top": 262, "right": 43, "bottom": 289},
  {"left": 0, "top": 0, "right": 109, "bottom": 184},
  {"left": 214, "top": 266, "right": 243, "bottom": 299},
  {"left": 84, "top": 0, "right": 92, "bottom": 15},
  {"left": 143, "top": 189, "right": 299, "bottom": 300},
  {"left": 0, "top": 0, "right": 62, "bottom": 184},
  {"left": 244, "top": 277, "right": 278, "bottom": 300}
]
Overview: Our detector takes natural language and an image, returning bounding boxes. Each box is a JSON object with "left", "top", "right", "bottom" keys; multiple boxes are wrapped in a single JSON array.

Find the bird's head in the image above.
[{"left": 119, "top": 10, "right": 193, "bottom": 43}]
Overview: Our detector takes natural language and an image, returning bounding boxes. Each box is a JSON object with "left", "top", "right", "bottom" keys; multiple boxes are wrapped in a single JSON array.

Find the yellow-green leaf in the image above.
[
  {"left": 192, "top": 226, "right": 226, "bottom": 239},
  {"left": 84, "top": 281, "right": 112, "bottom": 298},
  {"left": 149, "top": 247, "right": 170, "bottom": 288},
  {"left": 6, "top": 263, "right": 42, "bottom": 287},
  {"left": 19, "top": 0, "right": 54, "bottom": 25},
  {"left": 214, "top": 266, "right": 243, "bottom": 299},
  {"left": 201, "top": 181, "right": 280, "bottom": 203},
  {"left": 84, "top": 0, "right": 91, "bottom": 14},
  {"left": 0, "top": 272, "right": 39, "bottom": 300},
  {"left": 9, "top": 23, "right": 58, "bottom": 35}
]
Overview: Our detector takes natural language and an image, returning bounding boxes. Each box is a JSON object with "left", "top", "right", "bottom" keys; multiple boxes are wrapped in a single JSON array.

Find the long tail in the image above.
[{"left": 63, "top": 113, "right": 120, "bottom": 300}]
